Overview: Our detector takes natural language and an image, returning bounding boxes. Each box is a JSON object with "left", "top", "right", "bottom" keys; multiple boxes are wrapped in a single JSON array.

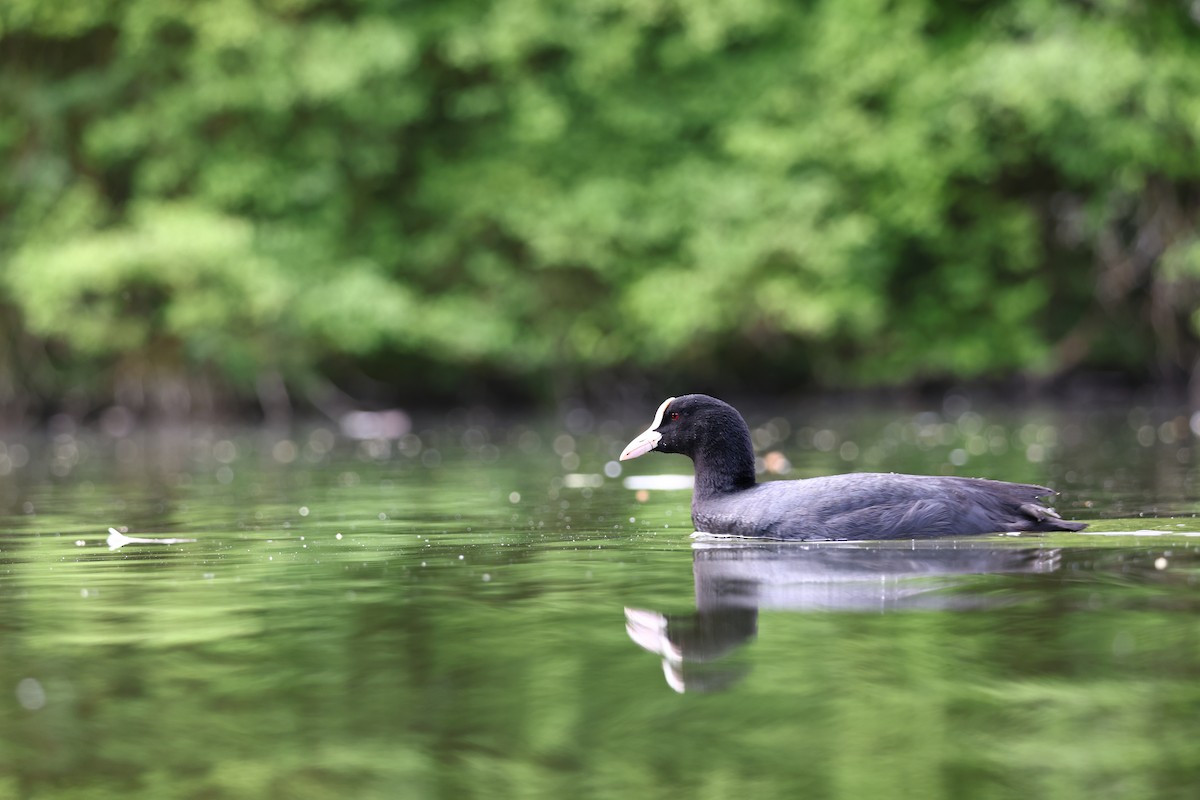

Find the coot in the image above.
[{"left": 619, "top": 394, "right": 1087, "bottom": 540}]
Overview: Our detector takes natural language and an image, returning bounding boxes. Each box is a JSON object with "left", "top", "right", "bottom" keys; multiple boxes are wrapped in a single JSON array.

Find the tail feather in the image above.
[{"left": 1018, "top": 502, "right": 1087, "bottom": 532}]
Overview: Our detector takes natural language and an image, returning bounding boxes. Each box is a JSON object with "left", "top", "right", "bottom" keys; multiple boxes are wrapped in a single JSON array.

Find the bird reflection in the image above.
[{"left": 625, "top": 539, "right": 1060, "bottom": 693}]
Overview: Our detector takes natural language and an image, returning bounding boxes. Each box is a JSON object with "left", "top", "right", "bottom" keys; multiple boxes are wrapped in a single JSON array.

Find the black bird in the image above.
[{"left": 619, "top": 394, "right": 1087, "bottom": 540}]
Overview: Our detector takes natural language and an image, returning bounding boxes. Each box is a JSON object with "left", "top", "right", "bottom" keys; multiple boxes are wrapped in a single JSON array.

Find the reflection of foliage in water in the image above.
[{"left": 0, "top": 415, "right": 1198, "bottom": 798}]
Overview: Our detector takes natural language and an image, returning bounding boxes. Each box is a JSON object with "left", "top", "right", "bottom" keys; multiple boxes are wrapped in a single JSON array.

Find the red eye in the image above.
[{"left": 670, "top": 412, "right": 680, "bottom": 421}]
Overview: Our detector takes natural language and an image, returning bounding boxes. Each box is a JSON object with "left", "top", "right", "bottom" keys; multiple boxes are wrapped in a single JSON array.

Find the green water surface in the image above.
[{"left": 1, "top": 403, "right": 1199, "bottom": 799}]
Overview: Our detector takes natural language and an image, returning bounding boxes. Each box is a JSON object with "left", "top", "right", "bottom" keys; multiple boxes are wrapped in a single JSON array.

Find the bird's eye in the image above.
[{"left": 670, "top": 412, "right": 680, "bottom": 421}]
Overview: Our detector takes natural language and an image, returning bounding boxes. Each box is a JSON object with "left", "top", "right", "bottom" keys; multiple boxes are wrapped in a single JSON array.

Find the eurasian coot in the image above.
[{"left": 619, "top": 394, "right": 1087, "bottom": 540}]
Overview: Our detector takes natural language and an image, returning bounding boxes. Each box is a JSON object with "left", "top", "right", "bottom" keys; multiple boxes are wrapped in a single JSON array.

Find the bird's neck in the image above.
[{"left": 692, "top": 437, "right": 757, "bottom": 496}]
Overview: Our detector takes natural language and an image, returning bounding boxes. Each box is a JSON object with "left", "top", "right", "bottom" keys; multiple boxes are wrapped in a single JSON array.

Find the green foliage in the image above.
[{"left": 1, "top": 0, "right": 1199, "bottom": 410}]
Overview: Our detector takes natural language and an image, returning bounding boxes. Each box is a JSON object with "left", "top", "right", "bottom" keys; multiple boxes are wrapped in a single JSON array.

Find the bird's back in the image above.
[{"left": 692, "top": 472, "right": 1083, "bottom": 541}]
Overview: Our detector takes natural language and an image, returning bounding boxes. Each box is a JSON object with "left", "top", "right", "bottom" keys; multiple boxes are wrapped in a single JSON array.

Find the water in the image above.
[{"left": 2, "top": 401, "right": 1200, "bottom": 799}]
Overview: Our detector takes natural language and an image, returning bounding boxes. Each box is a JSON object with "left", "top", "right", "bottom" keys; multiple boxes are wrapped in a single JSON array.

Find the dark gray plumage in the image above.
[{"left": 620, "top": 394, "right": 1087, "bottom": 541}]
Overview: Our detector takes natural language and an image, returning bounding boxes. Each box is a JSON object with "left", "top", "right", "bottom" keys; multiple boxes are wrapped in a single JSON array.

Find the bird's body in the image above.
[
  {"left": 620, "top": 394, "right": 1087, "bottom": 541},
  {"left": 691, "top": 472, "right": 1080, "bottom": 540}
]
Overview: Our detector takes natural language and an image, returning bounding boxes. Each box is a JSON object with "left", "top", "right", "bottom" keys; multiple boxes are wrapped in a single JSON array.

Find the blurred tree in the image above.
[{"left": 1, "top": 0, "right": 1198, "bottom": 415}]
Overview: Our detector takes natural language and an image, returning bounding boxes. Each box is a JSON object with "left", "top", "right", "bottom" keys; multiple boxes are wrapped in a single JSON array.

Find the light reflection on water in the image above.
[{"left": 1, "top": 401, "right": 1200, "bottom": 797}]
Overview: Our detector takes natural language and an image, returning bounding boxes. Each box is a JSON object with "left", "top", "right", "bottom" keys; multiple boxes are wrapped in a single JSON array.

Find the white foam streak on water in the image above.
[
  {"left": 1079, "top": 530, "right": 1200, "bottom": 537},
  {"left": 107, "top": 527, "right": 199, "bottom": 550},
  {"left": 562, "top": 473, "right": 604, "bottom": 488},
  {"left": 622, "top": 474, "right": 694, "bottom": 491}
]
